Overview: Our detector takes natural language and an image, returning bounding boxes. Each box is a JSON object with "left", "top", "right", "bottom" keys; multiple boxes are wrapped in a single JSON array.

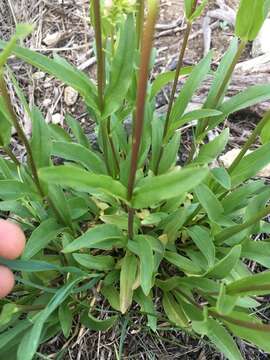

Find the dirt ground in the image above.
[{"left": 0, "top": 0, "right": 270, "bottom": 359}]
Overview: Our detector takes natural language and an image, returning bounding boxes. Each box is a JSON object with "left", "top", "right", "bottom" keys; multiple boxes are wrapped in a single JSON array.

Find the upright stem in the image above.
[
  {"left": 127, "top": 0, "right": 158, "bottom": 239},
  {"left": 136, "top": 0, "right": 145, "bottom": 48},
  {"left": 228, "top": 110, "right": 270, "bottom": 173},
  {"left": 93, "top": 0, "right": 111, "bottom": 176},
  {"left": 154, "top": 21, "right": 192, "bottom": 174},
  {"left": 3, "top": 145, "right": 20, "bottom": 166}
]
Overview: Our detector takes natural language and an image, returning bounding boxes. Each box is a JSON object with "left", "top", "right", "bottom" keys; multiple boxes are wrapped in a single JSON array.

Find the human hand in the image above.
[{"left": 0, "top": 219, "right": 26, "bottom": 298}]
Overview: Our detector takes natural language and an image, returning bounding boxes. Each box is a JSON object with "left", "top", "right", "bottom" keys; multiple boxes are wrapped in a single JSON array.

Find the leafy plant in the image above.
[{"left": 1, "top": 0, "right": 270, "bottom": 359}]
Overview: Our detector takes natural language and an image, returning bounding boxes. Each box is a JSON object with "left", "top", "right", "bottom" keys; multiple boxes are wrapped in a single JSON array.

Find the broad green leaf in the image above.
[
  {"left": 150, "top": 67, "right": 192, "bottom": 100},
  {"left": 58, "top": 303, "right": 73, "bottom": 338},
  {"left": 168, "top": 109, "right": 222, "bottom": 139},
  {"left": 235, "top": 0, "right": 270, "bottom": 41},
  {"left": 0, "top": 180, "right": 38, "bottom": 200},
  {"left": 195, "top": 129, "right": 229, "bottom": 164},
  {"left": 0, "top": 98, "right": 12, "bottom": 147},
  {"left": 134, "top": 288, "right": 157, "bottom": 331},
  {"left": 81, "top": 311, "right": 118, "bottom": 331},
  {"left": 210, "top": 167, "right": 231, "bottom": 190},
  {"left": 158, "top": 132, "right": 180, "bottom": 174},
  {"left": 17, "top": 278, "right": 81, "bottom": 360},
  {"left": 136, "top": 235, "right": 154, "bottom": 296},
  {"left": 227, "top": 271, "right": 270, "bottom": 296},
  {"left": 120, "top": 253, "right": 137, "bottom": 313},
  {"left": 187, "top": 226, "right": 215, "bottom": 267},
  {"left": 63, "top": 224, "right": 124, "bottom": 253},
  {"left": 0, "top": 40, "right": 98, "bottom": 112},
  {"left": 223, "top": 311, "right": 270, "bottom": 353},
  {"left": 23, "top": 218, "right": 63, "bottom": 260},
  {"left": 162, "top": 292, "right": 189, "bottom": 327},
  {"left": 261, "top": 116, "right": 270, "bottom": 144},
  {"left": 65, "top": 114, "right": 90, "bottom": 148},
  {"left": 206, "top": 245, "right": 241, "bottom": 279},
  {"left": 48, "top": 185, "right": 73, "bottom": 230},
  {"left": 39, "top": 165, "right": 127, "bottom": 201},
  {"left": 164, "top": 251, "right": 202, "bottom": 274},
  {"left": 0, "top": 304, "right": 19, "bottom": 326},
  {"left": 242, "top": 239, "right": 270, "bottom": 268},
  {"left": 216, "top": 283, "right": 238, "bottom": 315},
  {"left": 207, "top": 319, "right": 243, "bottom": 360},
  {"left": 30, "top": 106, "right": 51, "bottom": 168},
  {"left": 132, "top": 166, "right": 208, "bottom": 208},
  {"left": 103, "top": 15, "right": 135, "bottom": 118},
  {"left": 101, "top": 285, "right": 120, "bottom": 311},
  {"left": 73, "top": 253, "right": 115, "bottom": 271},
  {"left": 49, "top": 123, "right": 73, "bottom": 143},
  {"left": 195, "top": 183, "right": 231, "bottom": 225},
  {"left": 230, "top": 143, "right": 270, "bottom": 186},
  {"left": 51, "top": 141, "right": 106, "bottom": 174},
  {"left": 170, "top": 52, "right": 212, "bottom": 124},
  {"left": 0, "top": 319, "right": 32, "bottom": 350}
]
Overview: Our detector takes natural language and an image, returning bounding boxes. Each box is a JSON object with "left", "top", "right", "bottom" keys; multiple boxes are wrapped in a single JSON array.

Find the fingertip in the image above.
[
  {"left": 0, "top": 265, "right": 15, "bottom": 298},
  {"left": 0, "top": 219, "right": 26, "bottom": 259}
]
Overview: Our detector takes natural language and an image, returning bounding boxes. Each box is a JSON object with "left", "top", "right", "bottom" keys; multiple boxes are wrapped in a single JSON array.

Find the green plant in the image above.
[{"left": 1, "top": 0, "right": 270, "bottom": 359}]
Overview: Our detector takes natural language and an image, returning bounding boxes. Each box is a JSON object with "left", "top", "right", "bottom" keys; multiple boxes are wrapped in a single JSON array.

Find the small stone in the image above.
[
  {"left": 43, "top": 32, "right": 63, "bottom": 47},
  {"left": 252, "top": 19, "right": 270, "bottom": 57},
  {"left": 42, "top": 98, "right": 52, "bottom": 107},
  {"left": 64, "top": 86, "right": 78, "bottom": 106},
  {"left": 32, "top": 71, "right": 45, "bottom": 80},
  {"left": 220, "top": 148, "right": 270, "bottom": 178},
  {"left": 51, "top": 113, "right": 63, "bottom": 125}
]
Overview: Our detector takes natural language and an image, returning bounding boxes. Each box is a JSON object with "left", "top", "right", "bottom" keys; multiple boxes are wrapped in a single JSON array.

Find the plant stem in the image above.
[
  {"left": 107, "top": 117, "right": 120, "bottom": 175},
  {"left": 127, "top": 0, "right": 158, "bottom": 239},
  {"left": 136, "top": 0, "right": 145, "bottom": 48},
  {"left": 228, "top": 110, "right": 270, "bottom": 173},
  {"left": 93, "top": 0, "right": 111, "bottom": 176},
  {"left": 3, "top": 145, "right": 20, "bottom": 166},
  {"left": 215, "top": 204, "right": 270, "bottom": 244},
  {"left": 154, "top": 21, "right": 192, "bottom": 174}
]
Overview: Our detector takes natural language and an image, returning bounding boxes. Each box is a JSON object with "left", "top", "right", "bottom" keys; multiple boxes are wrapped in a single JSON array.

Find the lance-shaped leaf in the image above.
[
  {"left": 81, "top": 311, "right": 118, "bottom": 331},
  {"left": 120, "top": 253, "right": 137, "bottom": 313},
  {"left": 226, "top": 271, "right": 270, "bottom": 296}
]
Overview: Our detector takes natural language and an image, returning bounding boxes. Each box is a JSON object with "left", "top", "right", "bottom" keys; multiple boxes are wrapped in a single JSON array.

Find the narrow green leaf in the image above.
[
  {"left": 170, "top": 52, "right": 212, "bottom": 124},
  {"left": 134, "top": 288, "right": 157, "bottom": 331},
  {"left": 206, "top": 245, "right": 241, "bottom": 279},
  {"left": 150, "top": 67, "right": 192, "bottom": 100},
  {"left": 73, "top": 253, "right": 115, "bottom": 271},
  {"left": 58, "top": 303, "right": 73, "bottom": 338},
  {"left": 39, "top": 165, "right": 127, "bottom": 201},
  {"left": 261, "top": 117, "right": 270, "bottom": 144},
  {"left": 210, "top": 168, "right": 231, "bottom": 190},
  {"left": 81, "top": 311, "right": 118, "bottom": 331},
  {"left": 162, "top": 292, "right": 189, "bottom": 327},
  {"left": 120, "top": 253, "right": 137, "bottom": 313},
  {"left": 227, "top": 271, "right": 270, "bottom": 296},
  {"left": 164, "top": 251, "right": 202, "bottom": 274},
  {"left": 17, "top": 278, "right": 81, "bottom": 360},
  {"left": 23, "top": 218, "right": 63, "bottom": 260},
  {"left": 65, "top": 114, "right": 90, "bottom": 148},
  {"left": 0, "top": 180, "right": 38, "bottom": 200},
  {"left": 51, "top": 141, "right": 106, "bottom": 174},
  {"left": 63, "top": 224, "right": 124, "bottom": 253},
  {"left": 103, "top": 15, "right": 135, "bottom": 118},
  {"left": 195, "top": 129, "right": 229, "bottom": 164},
  {"left": 136, "top": 235, "right": 154, "bottom": 296},
  {"left": 132, "top": 167, "right": 208, "bottom": 208},
  {"left": 187, "top": 226, "right": 215, "bottom": 267}
]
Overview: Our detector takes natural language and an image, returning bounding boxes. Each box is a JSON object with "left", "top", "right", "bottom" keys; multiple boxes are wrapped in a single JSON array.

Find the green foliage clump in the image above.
[{"left": 1, "top": 0, "right": 270, "bottom": 359}]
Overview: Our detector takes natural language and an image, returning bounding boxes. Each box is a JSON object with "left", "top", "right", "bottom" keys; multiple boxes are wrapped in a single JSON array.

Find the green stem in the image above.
[
  {"left": 228, "top": 110, "right": 270, "bottom": 173},
  {"left": 3, "top": 145, "right": 20, "bottom": 166},
  {"left": 107, "top": 117, "right": 120, "bottom": 176},
  {"left": 127, "top": 0, "right": 158, "bottom": 239},
  {"left": 215, "top": 204, "right": 270, "bottom": 244},
  {"left": 154, "top": 21, "right": 192, "bottom": 174}
]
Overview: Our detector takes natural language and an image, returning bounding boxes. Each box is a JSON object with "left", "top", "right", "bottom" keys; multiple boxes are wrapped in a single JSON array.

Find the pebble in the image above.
[
  {"left": 64, "top": 86, "right": 79, "bottom": 106},
  {"left": 32, "top": 71, "right": 45, "bottom": 80},
  {"left": 43, "top": 32, "right": 62, "bottom": 47},
  {"left": 42, "top": 98, "right": 52, "bottom": 107},
  {"left": 51, "top": 113, "right": 63, "bottom": 125}
]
